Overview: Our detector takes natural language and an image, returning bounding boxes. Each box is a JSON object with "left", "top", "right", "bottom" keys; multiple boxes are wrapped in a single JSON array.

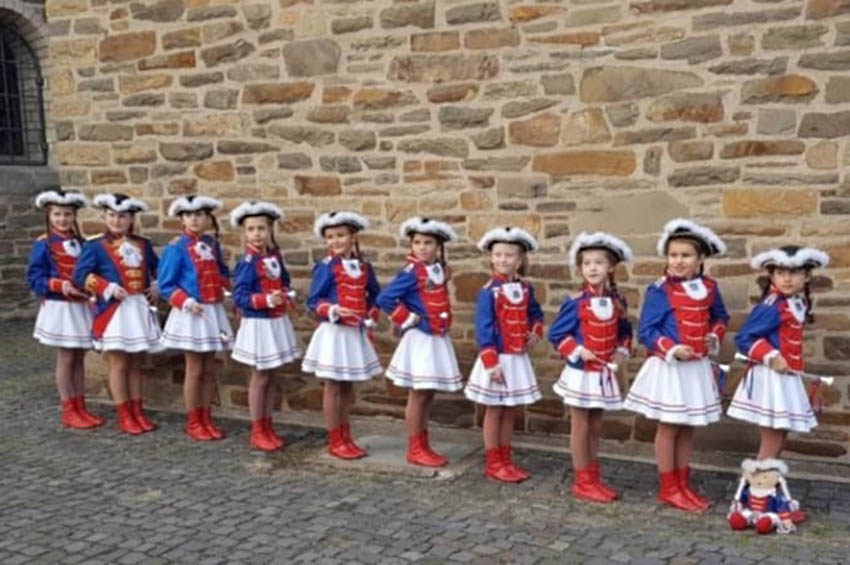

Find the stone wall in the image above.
[{"left": 44, "top": 0, "right": 850, "bottom": 457}]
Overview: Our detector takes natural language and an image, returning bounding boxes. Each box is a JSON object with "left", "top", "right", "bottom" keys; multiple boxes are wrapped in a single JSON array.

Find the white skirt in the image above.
[
  {"left": 95, "top": 294, "right": 164, "bottom": 353},
  {"left": 623, "top": 356, "right": 721, "bottom": 426},
  {"left": 726, "top": 365, "right": 817, "bottom": 432},
  {"left": 161, "top": 302, "right": 233, "bottom": 352},
  {"left": 554, "top": 365, "right": 623, "bottom": 410},
  {"left": 386, "top": 328, "right": 463, "bottom": 392},
  {"left": 301, "top": 322, "right": 382, "bottom": 381},
  {"left": 464, "top": 353, "right": 541, "bottom": 407},
  {"left": 33, "top": 299, "right": 93, "bottom": 349},
  {"left": 232, "top": 316, "right": 303, "bottom": 370}
]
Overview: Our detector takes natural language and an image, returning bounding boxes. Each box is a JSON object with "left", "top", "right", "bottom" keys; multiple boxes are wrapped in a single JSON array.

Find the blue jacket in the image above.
[
  {"left": 26, "top": 231, "right": 86, "bottom": 301},
  {"left": 475, "top": 274, "right": 544, "bottom": 368},
  {"left": 375, "top": 257, "right": 452, "bottom": 335},
  {"left": 158, "top": 232, "right": 230, "bottom": 309},
  {"left": 233, "top": 246, "right": 292, "bottom": 319},
  {"left": 306, "top": 255, "right": 380, "bottom": 326}
]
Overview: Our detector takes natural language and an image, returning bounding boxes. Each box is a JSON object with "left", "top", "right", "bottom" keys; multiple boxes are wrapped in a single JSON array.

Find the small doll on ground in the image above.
[
  {"left": 27, "top": 188, "right": 102, "bottom": 429},
  {"left": 464, "top": 227, "right": 543, "bottom": 483},
  {"left": 728, "top": 458, "right": 799, "bottom": 535},
  {"left": 72, "top": 193, "right": 161, "bottom": 435},
  {"left": 302, "top": 211, "right": 382, "bottom": 459},
  {"left": 158, "top": 196, "right": 233, "bottom": 442},
  {"left": 230, "top": 201, "right": 302, "bottom": 452},
  {"left": 623, "top": 219, "right": 730, "bottom": 511},
  {"left": 548, "top": 232, "right": 633, "bottom": 502},
  {"left": 377, "top": 217, "right": 463, "bottom": 467}
]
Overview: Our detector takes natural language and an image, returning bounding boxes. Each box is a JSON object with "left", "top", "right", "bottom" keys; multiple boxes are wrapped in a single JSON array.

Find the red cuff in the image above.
[
  {"left": 656, "top": 336, "right": 676, "bottom": 354},
  {"left": 480, "top": 347, "right": 499, "bottom": 369},
  {"left": 316, "top": 301, "right": 332, "bottom": 318},
  {"left": 48, "top": 278, "right": 66, "bottom": 294},
  {"left": 84, "top": 274, "right": 109, "bottom": 297},
  {"left": 169, "top": 288, "right": 190, "bottom": 309},
  {"left": 389, "top": 304, "right": 410, "bottom": 325},
  {"left": 749, "top": 339, "right": 775, "bottom": 364},
  {"left": 368, "top": 306, "right": 380, "bottom": 322},
  {"left": 251, "top": 293, "right": 268, "bottom": 310},
  {"left": 531, "top": 321, "right": 543, "bottom": 339},
  {"left": 557, "top": 336, "right": 578, "bottom": 358},
  {"left": 711, "top": 322, "right": 727, "bottom": 342}
]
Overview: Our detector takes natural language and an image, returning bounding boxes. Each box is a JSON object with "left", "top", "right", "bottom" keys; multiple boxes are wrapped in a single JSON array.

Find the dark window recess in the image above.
[{"left": 0, "top": 25, "right": 47, "bottom": 166}]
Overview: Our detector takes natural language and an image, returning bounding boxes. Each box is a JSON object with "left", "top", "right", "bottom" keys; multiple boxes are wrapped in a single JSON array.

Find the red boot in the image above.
[
  {"left": 200, "top": 406, "right": 225, "bottom": 440},
  {"left": 185, "top": 408, "right": 214, "bottom": 441},
  {"left": 341, "top": 423, "right": 367, "bottom": 458},
  {"left": 328, "top": 427, "right": 362, "bottom": 459},
  {"left": 264, "top": 417, "right": 285, "bottom": 450},
  {"left": 500, "top": 445, "right": 530, "bottom": 482},
  {"left": 756, "top": 515, "right": 776, "bottom": 535},
  {"left": 73, "top": 396, "right": 104, "bottom": 427},
  {"left": 421, "top": 430, "right": 448, "bottom": 466},
  {"left": 116, "top": 402, "right": 144, "bottom": 435},
  {"left": 728, "top": 511, "right": 748, "bottom": 531},
  {"left": 572, "top": 467, "right": 614, "bottom": 503},
  {"left": 791, "top": 509, "right": 807, "bottom": 524},
  {"left": 129, "top": 399, "right": 156, "bottom": 432},
  {"left": 676, "top": 467, "right": 711, "bottom": 510},
  {"left": 250, "top": 420, "right": 279, "bottom": 452},
  {"left": 658, "top": 470, "right": 703, "bottom": 512},
  {"left": 61, "top": 399, "right": 96, "bottom": 429},
  {"left": 484, "top": 447, "right": 520, "bottom": 483},
  {"left": 590, "top": 460, "right": 619, "bottom": 500},
  {"left": 407, "top": 433, "right": 446, "bottom": 467}
]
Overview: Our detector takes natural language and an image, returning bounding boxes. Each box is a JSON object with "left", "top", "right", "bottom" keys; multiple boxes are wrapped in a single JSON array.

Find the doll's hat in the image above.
[
  {"left": 168, "top": 195, "right": 222, "bottom": 217},
  {"left": 657, "top": 218, "right": 726, "bottom": 258},
  {"left": 93, "top": 193, "right": 148, "bottom": 214},
  {"left": 229, "top": 201, "right": 284, "bottom": 228},
  {"left": 35, "top": 187, "right": 87, "bottom": 209},
  {"left": 751, "top": 246, "right": 829, "bottom": 270},
  {"left": 477, "top": 226, "right": 539, "bottom": 252},
  {"left": 568, "top": 231, "right": 633, "bottom": 267},
  {"left": 399, "top": 216, "right": 458, "bottom": 243},
  {"left": 313, "top": 210, "right": 369, "bottom": 238},
  {"left": 741, "top": 458, "right": 788, "bottom": 475}
]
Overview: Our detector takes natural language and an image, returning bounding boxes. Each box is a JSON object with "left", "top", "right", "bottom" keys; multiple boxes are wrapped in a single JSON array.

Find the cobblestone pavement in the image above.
[{"left": 2, "top": 320, "right": 850, "bottom": 565}]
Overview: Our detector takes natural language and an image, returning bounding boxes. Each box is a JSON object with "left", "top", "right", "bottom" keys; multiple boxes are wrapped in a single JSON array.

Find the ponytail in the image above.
[
  {"left": 209, "top": 213, "right": 221, "bottom": 242},
  {"left": 804, "top": 279, "right": 815, "bottom": 324}
]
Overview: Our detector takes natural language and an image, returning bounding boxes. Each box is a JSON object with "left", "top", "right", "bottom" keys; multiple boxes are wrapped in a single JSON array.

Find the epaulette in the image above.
[
  {"left": 763, "top": 293, "right": 778, "bottom": 306},
  {"left": 87, "top": 233, "right": 104, "bottom": 241},
  {"left": 321, "top": 256, "right": 333, "bottom": 264},
  {"left": 36, "top": 233, "right": 48, "bottom": 241},
  {"left": 403, "top": 262, "right": 416, "bottom": 273},
  {"left": 169, "top": 235, "right": 181, "bottom": 244},
  {"left": 652, "top": 277, "right": 666, "bottom": 288},
  {"left": 243, "top": 254, "right": 254, "bottom": 263}
]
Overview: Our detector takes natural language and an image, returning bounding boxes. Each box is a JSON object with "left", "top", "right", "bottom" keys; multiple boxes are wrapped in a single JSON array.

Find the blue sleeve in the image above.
[
  {"left": 279, "top": 256, "right": 291, "bottom": 288},
  {"left": 366, "top": 262, "right": 381, "bottom": 310},
  {"left": 638, "top": 284, "right": 673, "bottom": 351},
  {"left": 734, "top": 302, "right": 780, "bottom": 354},
  {"left": 710, "top": 284, "right": 730, "bottom": 327},
  {"left": 547, "top": 298, "right": 579, "bottom": 347},
  {"left": 157, "top": 244, "right": 183, "bottom": 300},
  {"left": 214, "top": 239, "right": 230, "bottom": 280},
  {"left": 26, "top": 240, "right": 51, "bottom": 296},
  {"left": 232, "top": 257, "right": 256, "bottom": 311},
  {"left": 527, "top": 283, "right": 544, "bottom": 324},
  {"left": 72, "top": 241, "right": 98, "bottom": 290},
  {"left": 376, "top": 269, "right": 416, "bottom": 314},
  {"left": 306, "top": 261, "right": 333, "bottom": 313},
  {"left": 475, "top": 288, "right": 498, "bottom": 350}
]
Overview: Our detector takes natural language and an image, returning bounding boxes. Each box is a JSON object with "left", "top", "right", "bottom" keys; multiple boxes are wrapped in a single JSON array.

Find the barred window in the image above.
[{"left": 0, "top": 24, "right": 46, "bottom": 165}]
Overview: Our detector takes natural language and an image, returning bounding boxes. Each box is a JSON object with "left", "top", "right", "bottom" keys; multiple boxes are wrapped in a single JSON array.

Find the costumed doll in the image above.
[
  {"left": 623, "top": 219, "right": 729, "bottom": 511},
  {"left": 302, "top": 211, "right": 382, "bottom": 459},
  {"left": 27, "top": 188, "right": 103, "bottom": 429},
  {"left": 464, "top": 227, "right": 543, "bottom": 483},
  {"left": 376, "top": 217, "right": 462, "bottom": 467},
  {"left": 728, "top": 458, "right": 799, "bottom": 535},
  {"left": 72, "top": 193, "right": 162, "bottom": 435},
  {"left": 158, "top": 195, "right": 233, "bottom": 442},
  {"left": 230, "top": 201, "right": 302, "bottom": 452},
  {"left": 548, "top": 232, "right": 633, "bottom": 502}
]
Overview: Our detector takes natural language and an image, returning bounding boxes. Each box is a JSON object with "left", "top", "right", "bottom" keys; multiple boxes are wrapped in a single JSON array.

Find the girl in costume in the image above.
[
  {"left": 230, "top": 201, "right": 302, "bottom": 452},
  {"left": 623, "top": 219, "right": 729, "bottom": 512},
  {"left": 302, "top": 211, "right": 382, "bottom": 459},
  {"left": 377, "top": 217, "right": 462, "bottom": 467},
  {"left": 548, "top": 232, "right": 633, "bottom": 502},
  {"left": 72, "top": 193, "right": 161, "bottom": 435},
  {"left": 465, "top": 227, "right": 543, "bottom": 483}
]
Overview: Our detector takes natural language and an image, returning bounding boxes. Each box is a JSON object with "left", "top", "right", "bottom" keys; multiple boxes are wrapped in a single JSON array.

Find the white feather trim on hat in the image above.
[
  {"left": 92, "top": 193, "right": 148, "bottom": 213},
  {"left": 229, "top": 201, "right": 284, "bottom": 228},
  {"left": 313, "top": 210, "right": 369, "bottom": 238},
  {"left": 656, "top": 218, "right": 726, "bottom": 257},
  {"left": 741, "top": 458, "right": 788, "bottom": 476},
  {"left": 399, "top": 216, "right": 458, "bottom": 243},
  {"left": 568, "top": 231, "right": 633, "bottom": 267},
  {"left": 35, "top": 189, "right": 87, "bottom": 209},
  {"left": 751, "top": 247, "right": 830, "bottom": 270},
  {"left": 167, "top": 195, "right": 222, "bottom": 217},
  {"left": 476, "top": 226, "right": 539, "bottom": 252}
]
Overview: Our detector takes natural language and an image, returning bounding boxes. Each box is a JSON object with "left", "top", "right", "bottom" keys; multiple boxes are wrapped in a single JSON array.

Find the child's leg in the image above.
[
  {"left": 482, "top": 405, "right": 502, "bottom": 450},
  {"left": 55, "top": 348, "right": 75, "bottom": 401},
  {"left": 106, "top": 351, "right": 129, "bottom": 403},
  {"left": 127, "top": 353, "right": 144, "bottom": 401},
  {"left": 419, "top": 390, "right": 436, "bottom": 432},
  {"left": 405, "top": 390, "right": 427, "bottom": 437},
  {"left": 654, "top": 422, "right": 678, "bottom": 473},
  {"left": 248, "top": 369, "right": 269, "bottom": 422},
  {"left": 499, "top": 406, "right": 516, "bottom": 448},
  {"left": 71, "top": 349, "right": 86, "bottom": 398},
  {"left": 673, "top": 425, "right": 693, "bottom": 470},
  {"left": 588, "top": 409, "right": 604, "bottom": 464},
  {"left": 183, "top": 352, "right": 203, "bottom": 411},
  {"left": 340, "top": 381, "right": 354, "bottom": 425},
  {"left": 200, "top": 352, "right": 218, "bottom": 408},
  {"left": 757, "top": 427, "right": 786, "bottom": 459},
  {"left": 323, "top": 380, "right": 342, "bottom": 430},
  {"left": 263, "top": 374, "right": 277, "bottom": 420},
  {"left": 569, "top": 407, "right": 591, "bottom": 471}
]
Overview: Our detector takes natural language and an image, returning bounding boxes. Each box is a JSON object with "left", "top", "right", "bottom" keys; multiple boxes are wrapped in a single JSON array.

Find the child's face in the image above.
[
  {"left": 324, "top": 225, "right": 355, "bottom": 256},
  {"left": 181, "top": 210, "right": 208, "bottom": 234},
  {"left": 580, "top": 249, "right": 613, "bottom": 287},
  {"left": 104, "top": 209, "right": 133, "bottom": 235},
  {"left": 490, "top": 242, "right": 523, "bottom": 277},
  {"left": 243, "top": 216, "right": 271, "bottom": 249},
  {"left": 47, "top": 205, "right": 76, "bottom": 233},
  {"left": 666, "top": 239, "right": 703, "bottom": 279},
  {"left": 411, "top": 233, "right": 439, "bottom": 263},
  {"left": 771, "top": 267, "right": 809, "bottom": 295}
]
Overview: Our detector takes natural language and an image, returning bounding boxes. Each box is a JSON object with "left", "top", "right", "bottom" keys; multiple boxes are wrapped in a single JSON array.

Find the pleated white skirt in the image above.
[
  {"left": 726, "top": 365, "right": 817, "bottom": 432},
  {"left": 464, "top": 353, "right": 541, "bottom": 407},
  {"left": 386, "top": 328, "right": 463, "bottom": 391},
  {"left": 161, "top": 302, "right": 233, "bottom": 352},
  {"left": 301, "top": 322, "right": 382, "bottom": 381},
  {"left": 33, "top": 299, "right": 93, "bottom": 349},
  {"left": 94, "top": 295, "right": 164, "bottom": 353},
  {"left": 231, "top": 315, "right": 302, "bottom": 370},
  {"left": 553, "top": 365, "right": 623, "bottom": 410}
]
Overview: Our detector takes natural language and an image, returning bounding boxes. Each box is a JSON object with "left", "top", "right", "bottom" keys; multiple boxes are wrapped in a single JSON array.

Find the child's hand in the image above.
[
  {"left": 674, "top": 346, "right": 696, "bottom": 361},
  {"left": 526, "top": 333, "right": 540, "bottom": 349},
  {"left": 769, "top": 354, "right": 789, "bottom": 373},
  {"left": 146, "top": 284, "right": 159, "bottom": 303},
  {"left": 704, "top": 333, "right": 719, "bottom": 353},
  {"left": 336, "top": 306, "right": 358, "bottom": 318},
  {"left": 268, "top": 290, "right": 285, "bottom": 307},
  {"left": 579, "top": 348, "right": 600, "bottom": 362},
  {"left": 488, "top": 366, "right": 505, "bottom": 385},
  {"left": 113, "top": 287, "right": 129, "bottom": 301},
  {"left": 62, "top": 281, "right": 88, "bottom": 299},
  {"left": 612, "top": 351, "right": 627, "bottom": 367}
]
